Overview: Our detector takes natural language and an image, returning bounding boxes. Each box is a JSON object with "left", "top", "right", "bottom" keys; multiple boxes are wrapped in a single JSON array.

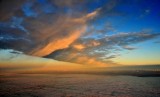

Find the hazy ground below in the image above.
[{"left": 0, "top": 74, "right": 160, "bottom": 97}]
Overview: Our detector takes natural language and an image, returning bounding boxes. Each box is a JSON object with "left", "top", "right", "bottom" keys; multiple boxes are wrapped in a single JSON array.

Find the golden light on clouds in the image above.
[
  {"left": 0, "top": 52, "right": 106, "bottom": 74},
  {"left": 0, "top": 0, "right": 160, "bottom": 74},
  {"left": 30, "top": 27, "right": 86, "bottom": 56},
  {"left": 27, "top": 10, "right": 100, "bottom": 57},
  {"left": 73, "top": 44, "right": 85, "bottom": 50}
]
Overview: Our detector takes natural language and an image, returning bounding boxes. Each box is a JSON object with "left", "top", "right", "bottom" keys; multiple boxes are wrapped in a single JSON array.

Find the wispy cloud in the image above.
[
  {"left": 45, "top": 30, "right": 160, "bottom": 66},
  {"left": 122, "top": 45, "right": 137, "bottom": 50}
]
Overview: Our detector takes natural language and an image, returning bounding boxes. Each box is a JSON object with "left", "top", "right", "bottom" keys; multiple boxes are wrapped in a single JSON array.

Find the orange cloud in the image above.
[
  {"left": 57, "top": 52, "right": 109, "bottom": 67},
  {"left": 75, "top": 56, "right": 107, "bottom": 67},
  {"left": 73, "top": 44, "right": 86, "bottom": 50},
  {"left": 73, "top": 8, "right": 100, "bottom": 23},
  {"left": 0, "top": 50, "right": 104, "bottom": 73},
  {"left": 28, "top": 9, "right": 99, "bottom": 57},
  {"left": 29, "top": 26, "right": 86, "bottom": 56}
]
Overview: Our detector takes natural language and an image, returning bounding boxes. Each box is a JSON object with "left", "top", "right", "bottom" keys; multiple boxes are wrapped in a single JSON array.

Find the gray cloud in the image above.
[{"left": 122, "top": 45, "right": 137, "bottom": 50}]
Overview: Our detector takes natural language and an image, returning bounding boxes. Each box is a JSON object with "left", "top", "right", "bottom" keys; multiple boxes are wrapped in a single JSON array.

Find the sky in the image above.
[{"left": 0, "top": 0, "right": 160, "bottom": 71}]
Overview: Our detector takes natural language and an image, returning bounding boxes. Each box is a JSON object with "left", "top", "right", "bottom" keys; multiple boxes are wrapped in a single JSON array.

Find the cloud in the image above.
[
  {"left": 0, "top": 0, "right": 27, "bottom": 21},
  {"left": 27, "top": 9, "right": 100, "bottom": 56},
  {"left": 103, "top": 32, "right": 160, "bottom": 46},
  {"left": 0, "top": 0, "right": 100, "bottom": 57},
  {"left": 1, "top": 0, "right": 160, "bottom": 67},
  {"left": 0, "top": 19, "right": 31, "bottom": 50},
  {"left": 45, "top": 30, "right": 160, "bottom": 66},
  {"left": 44, "top": 48, "right": 114, "bottom": 67},
  {"left": 72, "top": 44, "right": 85, "bottom": 51},
  {"left": 0, "top": 0, "right": 120, "bottom": 55},
  {"left": 0, "top": 49, "right": 76, "bottom": 72},
  {"left": 50, "top": 0, "right": 85, "bottom": 7},
  {"left": 83, "top": 22, "right": 116, "bottom": 39},
  {"left": 122, "top": 45, "right": 137, "bottom": 50},
  {"left": 28, "top": 25, "right": 86, "bottom": 56}
]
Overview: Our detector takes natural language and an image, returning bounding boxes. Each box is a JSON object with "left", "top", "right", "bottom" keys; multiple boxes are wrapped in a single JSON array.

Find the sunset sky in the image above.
[{"left": 0, "top": 0, "right": 160, "bottom": 71}]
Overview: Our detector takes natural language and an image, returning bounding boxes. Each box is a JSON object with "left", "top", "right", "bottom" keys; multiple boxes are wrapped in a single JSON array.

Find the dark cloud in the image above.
[
  {"left": 0, "top": 19, "right": 31, "bottom": 51},
  {"left": 0, "top": 0, "right": 27, "bottom": 21},
  {"left": 0, "top": 0, "right": 96, "bottom": 56}
]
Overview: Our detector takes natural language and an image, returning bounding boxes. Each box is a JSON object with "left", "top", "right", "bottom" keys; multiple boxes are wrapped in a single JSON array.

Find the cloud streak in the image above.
[{"left": 45, "top": 31, "right": 160, "bottom": 66}]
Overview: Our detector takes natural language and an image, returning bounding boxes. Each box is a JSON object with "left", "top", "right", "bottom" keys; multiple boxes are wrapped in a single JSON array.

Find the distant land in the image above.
[
  {"left": 14, "top": 65, "right": 160, "bottom": 77},
  {"left": 1, "top": 65, "right": 160, "bottom": 97}
]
